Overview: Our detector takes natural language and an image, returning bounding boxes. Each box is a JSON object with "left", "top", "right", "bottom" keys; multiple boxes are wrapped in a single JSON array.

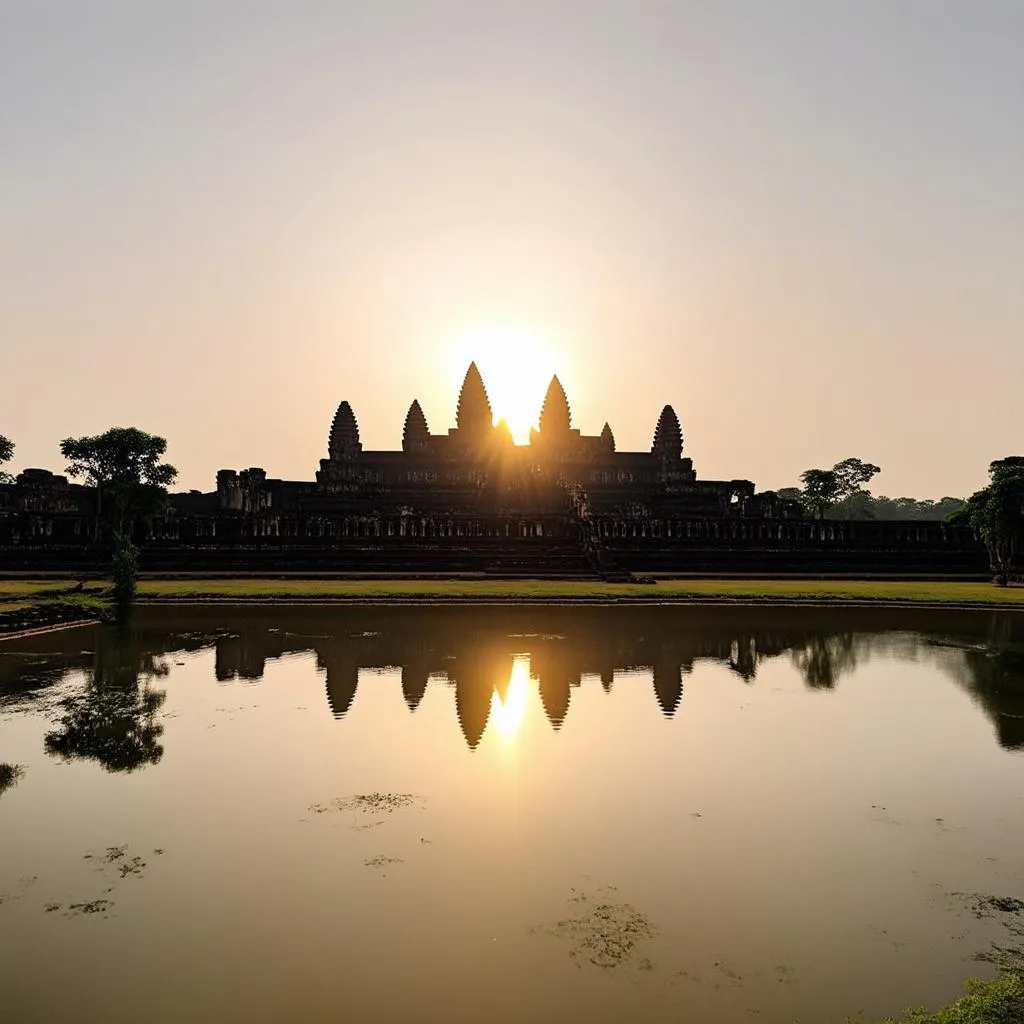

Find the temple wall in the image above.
[{"left": 0, "top": 499, "right": 990, "bottom": 577}]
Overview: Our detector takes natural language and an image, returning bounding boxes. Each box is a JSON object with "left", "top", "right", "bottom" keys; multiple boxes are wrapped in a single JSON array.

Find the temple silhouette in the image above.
[{"left": 0, "top": 363, "right": 985, "bottom": 574}]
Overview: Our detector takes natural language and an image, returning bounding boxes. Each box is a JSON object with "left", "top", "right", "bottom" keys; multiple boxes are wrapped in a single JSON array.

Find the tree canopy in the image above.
[
  {"left": 825, "top": 492, "right": 966, "bottom": 522},
  {"left": 60, "top": 428, "right": 177, "bottom": 536},
  {"left": 797, "top": 458, "right": 880, "bottom": 518},
  {"left": 951, "top": 457, "right": 1024, "bottom": 582},
  {"left": 0, "top": 434, "right": 13, "bottom": 484}
]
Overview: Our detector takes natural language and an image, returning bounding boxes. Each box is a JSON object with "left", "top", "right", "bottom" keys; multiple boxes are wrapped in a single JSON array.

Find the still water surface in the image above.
[{"left": 1, "top": 606, "right": 1023, "bottom": 1023}]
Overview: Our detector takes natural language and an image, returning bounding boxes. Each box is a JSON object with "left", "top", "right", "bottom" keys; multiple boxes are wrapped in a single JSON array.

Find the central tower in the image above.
[{"left": 451, "top": 362, "right": 494, "bottom": 442}]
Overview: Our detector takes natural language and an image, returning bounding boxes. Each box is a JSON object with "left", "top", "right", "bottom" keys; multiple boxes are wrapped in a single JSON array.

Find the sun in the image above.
[
  {"left": 448, "top": 325, "right": 560, "bottom": 444},
  {"left": 489, "top": 656, "right": 531, "bottom": 741}
]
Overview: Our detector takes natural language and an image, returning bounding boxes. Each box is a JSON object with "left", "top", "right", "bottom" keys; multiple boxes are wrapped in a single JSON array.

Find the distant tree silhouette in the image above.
[
  {"left": 0, "top": 434, "right": 13, "bottom": 484},
  {"left": 824, "top": 491, "right": 966, "bottom": 522},
  {"left": 951, "top": 457, "right": 1024, "bottom": 584},
  {"left": 798, "top": 458, "right": 880, "bottom": 519}
]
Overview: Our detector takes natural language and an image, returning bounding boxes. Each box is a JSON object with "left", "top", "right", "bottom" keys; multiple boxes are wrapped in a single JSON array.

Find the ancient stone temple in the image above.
[
  {"left": 0, "top": 364, "right": 986, "bottom": 575},
  {"left": 302, "top": 362, "right": 768, "bottom": 511},
  {"left": 205, "top": 363, "right": 787, "bottom": 566}
]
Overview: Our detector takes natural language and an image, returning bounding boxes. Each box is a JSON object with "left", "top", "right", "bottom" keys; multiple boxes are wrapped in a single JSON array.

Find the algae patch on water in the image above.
[
  {"left": 952, "top": 890, "right": 1024, "bottom": 976},
  {"left": 308, "top": 792, "right": 423, "bottom": 829},
  {"left": 364, "top": 855, "right": 403, "bottom": 870},
  {"left": 84, "top": 844, "right": 150, "bottom": 880},
  {"left": 0, "top": 762, "right": 25, "bottom": 798},
  {"left": 65, "top": 899, "right": 114, "bottom": 918},
  {"left": 538, "top": 885, "right": 656, "bottom": 969}
]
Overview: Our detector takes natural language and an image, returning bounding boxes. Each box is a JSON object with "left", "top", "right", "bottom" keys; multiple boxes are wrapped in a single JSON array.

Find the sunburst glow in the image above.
[
  {"left": 448, "top": 326, "right": 560, "bottom": 444},
  {"left": 489, "top": 655, "right": 531, "bottom": 741}
]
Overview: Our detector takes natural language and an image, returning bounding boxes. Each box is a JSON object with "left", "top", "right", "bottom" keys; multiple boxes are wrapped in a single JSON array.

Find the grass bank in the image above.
[
  {"left": 2, "top": 578, "right": 1024, "bottom": 606},
  {"left": 0, "top": 586, "right": 113, "bottom": 636}
]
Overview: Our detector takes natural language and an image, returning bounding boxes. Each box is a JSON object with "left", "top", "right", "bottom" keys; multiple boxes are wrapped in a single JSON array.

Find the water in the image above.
[{"left": 1, "top": 605, "right": 1023, "bottom": 1023}]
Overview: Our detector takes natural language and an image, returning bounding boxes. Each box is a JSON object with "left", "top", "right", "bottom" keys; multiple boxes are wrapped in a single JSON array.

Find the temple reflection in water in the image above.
[{"left": 3, "top": 606, "right": 1022, "bottom": 763}]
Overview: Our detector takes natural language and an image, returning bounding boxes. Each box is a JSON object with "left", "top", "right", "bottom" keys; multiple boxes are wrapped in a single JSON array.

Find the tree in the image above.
[
  {"left": 0, "top": 434, "right": 13, "bottom": 485},
  {"left": 798, "top": 458, "right": 880, "bottom": 519},
  {"left": 951, "top": 457, "right": 1024, "bottom": 585},
  {"left": 60, "top": 428, "right": 177, "bottom": 612}
]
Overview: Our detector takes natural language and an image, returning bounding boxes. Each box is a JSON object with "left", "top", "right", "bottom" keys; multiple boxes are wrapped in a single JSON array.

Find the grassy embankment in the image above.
[
  {"left": 0, "top": 580, "right": 112, "bottom": 623},
  {"left": 2, "top": 578, "right": 1024, "bottom": 607}
]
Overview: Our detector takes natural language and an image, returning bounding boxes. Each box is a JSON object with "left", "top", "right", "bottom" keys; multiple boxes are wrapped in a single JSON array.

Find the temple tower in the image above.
[
  {"left": 454, "top": 362, "right": 494, "bottom": 439},
  {"left": 402, "top": 400, "right": 430, "bottom": 453},
  {"left": 328, "top": 401, "right": 362, "bottom": 461},
  {"left": 651, "top": 405, "right": 682, "bottom": 461},
  {"left": 538, "top": 375, "right": 571, "bottom": 436},
  {"left": 599, "top": 422, "right": 615, "bottom": 452}
]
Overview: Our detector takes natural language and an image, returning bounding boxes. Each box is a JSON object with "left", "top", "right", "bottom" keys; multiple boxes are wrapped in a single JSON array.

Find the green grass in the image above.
[
  {"left": 0, "top": 580, "right": 93, "bottom": 597},
  {"left": 0, "top": 584, "right": 112, "bottom": 625},
  {"left": 36, "top": 593, "right": 113, "bottom": 616},
  {"left": 2, "top": 578, "right": 1023, "bottom": 606},
  {"left": 844, "top": 974, "right": 1024, "bottom": 1023},
  {"left": 131, "top": 578, "right": 1024, "bottom": 604}
]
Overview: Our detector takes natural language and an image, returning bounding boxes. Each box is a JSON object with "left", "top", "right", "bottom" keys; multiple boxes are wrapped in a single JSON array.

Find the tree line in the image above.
[
  {"left": 773, "top": 455, "right": 1023, "bottom": 585},
  {"left": 774, "top": 458, "right": 966, "bottom": 522}
]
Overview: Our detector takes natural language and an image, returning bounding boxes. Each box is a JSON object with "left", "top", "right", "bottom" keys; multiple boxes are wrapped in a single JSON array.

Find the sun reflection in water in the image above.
[{"left": 490, "top": 656, "right": 531, "bottom": 741}]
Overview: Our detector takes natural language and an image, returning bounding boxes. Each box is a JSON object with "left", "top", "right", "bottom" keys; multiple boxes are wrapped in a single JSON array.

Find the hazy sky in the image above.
[{"left": 2, "top": 1, "right": 1021, "bottom": 497}]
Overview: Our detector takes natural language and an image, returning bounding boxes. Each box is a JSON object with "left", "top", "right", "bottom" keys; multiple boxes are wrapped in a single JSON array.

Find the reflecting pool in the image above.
[{"left": 1, "top": 605, "right": 1023, "bottom": 1023}]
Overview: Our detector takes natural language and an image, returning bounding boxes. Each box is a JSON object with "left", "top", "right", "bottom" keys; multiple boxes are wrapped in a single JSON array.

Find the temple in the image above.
[
  {"left": 0, "top": 363, "right": 985, "bottom": 575},
  {"left": 301, "top": 362, "right": 773, "bottom": 517}
]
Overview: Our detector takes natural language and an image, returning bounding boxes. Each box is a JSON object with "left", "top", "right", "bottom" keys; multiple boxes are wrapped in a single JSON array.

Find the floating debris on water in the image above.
[
  {"left": 65, "top": 899, "right": 113, "bottom": 917},
  {"left": 984, "top": 897, "right": 1024, "bottom": 915},
  {"left": 364, "top": 855, "right": 403, "bottom": 869},
  {"left": 308, "top": 793, "right": 422, "bottom": 828},
  {"left": 82, "top": 844, "right": 153, "bottom": 882},
  {"left": 118, "top": 856, "right": 146, "bottom": 878},
  {"left": 950, "top": 890, "right": 1024, "bottom": 973},
  {"left": 537, "top": 885, "right": 655, "bottom": 969},
  {"left": 955, "top": 891, "right": 1024, "bottom": 926},
  {"left": 0, "top": 876, "right": 38, "bottom": 906}
]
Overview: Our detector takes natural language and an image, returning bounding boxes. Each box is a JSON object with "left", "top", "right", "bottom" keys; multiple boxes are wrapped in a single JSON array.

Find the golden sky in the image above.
[{"left": 2, "top": 3, "right": 1022, "bottom": 497}]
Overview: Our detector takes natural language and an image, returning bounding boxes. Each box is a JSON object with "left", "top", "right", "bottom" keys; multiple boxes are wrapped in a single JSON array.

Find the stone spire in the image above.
[
  {"left": 599, "top": 422, "right": 615, "bottom": 452},
  {"left": 538, "top": 375, "right": 571, "bottom": 435},
  {"left": 402, "top": 399, "right": 429, "bottom": 452},
  {"left": 456, "top": 677, "right": 491, "bottom": 751},
  {"left": 651, "top": 405, "right": 682, "bottom": 460},
  {"left": 455, "top": 362, "right": 493, "bottom": 436},
  {"left": 328, "top": 401, "right": 361, "bottom": 460},
  {"left": 540, "top": 674, "right": 571, "bottom": 731},
  {"left": 653, "top": 664, "right": 683, "bottom": 718},
  {"left": 495, "top": 417, "right": 514, "bottom": 446}
]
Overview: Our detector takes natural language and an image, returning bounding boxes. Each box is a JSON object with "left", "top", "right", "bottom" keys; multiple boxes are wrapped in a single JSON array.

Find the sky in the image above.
[{"left": 2, "top": 1, "right": 1022, "bottom": 498}]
